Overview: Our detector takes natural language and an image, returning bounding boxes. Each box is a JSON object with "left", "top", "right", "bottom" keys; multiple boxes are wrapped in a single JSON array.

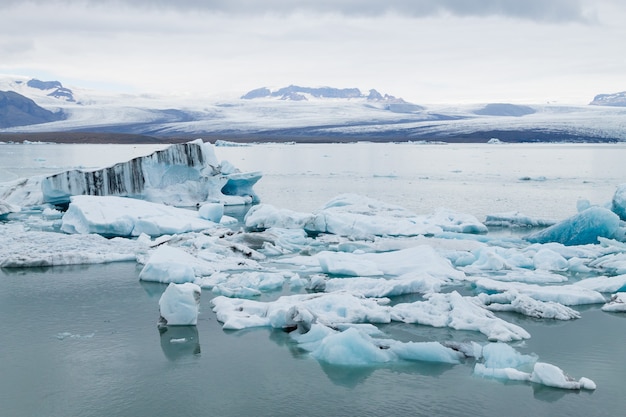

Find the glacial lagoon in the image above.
[{"left": 1, "top": 142, "right": 626, "bottom": 416}]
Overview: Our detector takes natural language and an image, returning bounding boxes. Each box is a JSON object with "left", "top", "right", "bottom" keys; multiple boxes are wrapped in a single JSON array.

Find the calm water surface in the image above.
[
  {"left": 2, "top": 143, "right": 626, "bottom": 416},
  {"left": 1, "top": 263, "right": 625, "bottom": 417}
]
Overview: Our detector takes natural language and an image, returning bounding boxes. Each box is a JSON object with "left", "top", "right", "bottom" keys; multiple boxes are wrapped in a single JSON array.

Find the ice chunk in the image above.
[
  {"left": 475, "top": 277, "right": 606, "bottom": 305},
  {"left": 308, "top": 327, "right": 393, "bottom": 365},
  {"left": 530, "top": 362, "right": 596, "bottom": 390},
  {"left": 211, "top": 292, "right": 391, "bottom": 330},
  {"left": 158, "top": 282, "right": 201, "bottom": 326},
  {"left": 573, "top": 274, "right": 626, "bottom": 293},
  {"left": 291, "top": 323, "right": 463, "bottom": 366},
  {"left": 525, "top": 207, "right": 622, "bottom": 246},
  {"left": 484, "top": 211, "right": 556, "bottom": 228},
  {"left": 479, "top": 292, "right": 581, "bottom": 320},
  {"left": 211, "top": 271, "right": 287, "bottom": 297},
  {"left": 304, "top": 194, "right": 441, "bottom": 238},
  {"left": 316, "top": 245, "right": 466, "bottom": 281},
  {"left": 198, "top": 203, "right": 224, "bottom": 223},
  {"left": 0, "top": 200, "right": 19, "bottom": 217},
  {"left": 323, "top": 273, "right": 448, "bottom": 297},
  {"left": 389, "top": 340, "right": 464, "bottom": 364},
  {"left": 0, "top": 224, "right": 146, "bottom": 267},
  {"left": 61, "top": 195, "right": 216, "bottom": 237},
  {"left": 601, "top": 292, "right": 626, "bottom": 312},
  {"left": 40, "top": 140, "right": 261, "bottom": 207},
  {"left": 391, "top": 291, "right": 530, "bottom": 342},
  {"left": 611, "top": 183, "right": 626, "bottom": 221},
  {"left": 139, "top": 245, "right": 215, "bottom": 284},
  {"left": 426, "top": 208, "right": 487, "bottom": 234},
  {"left": 244, "top": 204, "right": 313, "bottom": 230},
  {"left": 532, "top": 248, "right": 568, "bottom": 271}
]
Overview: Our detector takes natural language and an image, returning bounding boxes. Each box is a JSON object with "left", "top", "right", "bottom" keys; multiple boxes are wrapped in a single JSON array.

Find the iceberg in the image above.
[
  {"left": 525, "top": 207, "right": 623, "bottom": 246},
  {"left": 478, "top": 292, "right": 581, "bottom": 320},
  {"left": 211, "top": 292, "right": 392, "bottom": 331},
  {"left": 390, "top": 291, "right": 531, "bottom": 342},
  {"left": 474, "top": 343, "right": 596, "bottom": 390},
  {"left": 60, "top": 195, "right": 218, "bottom": 237},
  {"left": 2, "top": 140, "right": 261, "bottom": 208},
  {"left": 484, "top": 211, "right": 556, "bottom": 228},
  {"left": 475, "top": 277, "right": 606, "bottom": 305},
  {"left": 304, "top": 194, "right": 442, "bottom": 238},
  {"left": 601, "top": 292, "right": 626, "bottom": 312},
  {"left": 139, "top": 245, "right": 215, "bottom": 284},
  {"left": 316, "top": 245, "right": 466, "bottom": 281},
  {"left": 0, "top": 223, "right": 146, "bottom": 267},
  {"left": 244, "top": 204, "right": 314, "bottom": 230},
  {"left": 158, "top": 282, "right": 201, "bottom": 326},
  {"left": 573, "top": 274, "right": 626, "bottom": 293},
  {"left": 611, "top": 183, "right": 626, "bottom": 221},
  {"left": 0, "top": 200, "right": 19, "bottom": 218},
  {"left": 530, "top": 362, "right": 596, "bottom": 390}
]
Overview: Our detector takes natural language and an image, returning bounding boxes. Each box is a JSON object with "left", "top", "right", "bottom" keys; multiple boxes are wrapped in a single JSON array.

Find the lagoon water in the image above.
[{"left": 1, "top": 142, "right": 626, "bottom": 416}]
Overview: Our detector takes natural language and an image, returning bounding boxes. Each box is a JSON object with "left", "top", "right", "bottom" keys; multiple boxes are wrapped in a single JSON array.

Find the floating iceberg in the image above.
[
  {"left": 391, "top": 291, "right": 531, "bottom": 342},
  {"left": 158, "top": 282, "right": 201, "bottom": 326},
  {"left": 0, "top": 200, "right": 19, "bottom": 218},
  {"left": 525, "top": 207, "right": 623, "bottom": 246},
  {"left": 0, "top": 223, "right": 146, "bottom": 267},
  {"left": 139, "top": 245, "right": 215, "bottom": 284},
  {"left": 61, "top": 195, "right": 218, "bottom": 237},
  {"left": 304, "top": 194, "right": 442, "bottom": 238},
  {"left": 475, "top": 278, "right": 606, "bottom": 305},
  {"left": 2, "top": 140, "right": 261, "bottom": 208},
  {"left": 601, "top": 292, "right": 626, "bottom": 312},
  {"left": 478, "top": 291, "right": 581, "bottom": 320},
  {"left": 611, "top": 184, "right": 626, "bottom": 221},
  {"left": 484, "top": 211, "right": 556, "bottom": 228},
  {"left": 474, "top": 343, "right": 595, "bottom": 390}
]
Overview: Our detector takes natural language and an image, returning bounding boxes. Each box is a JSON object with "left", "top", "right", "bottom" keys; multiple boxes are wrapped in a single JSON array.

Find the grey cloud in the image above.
[{"left": 3, "top": 0, "right": 595, "bottom": 22}]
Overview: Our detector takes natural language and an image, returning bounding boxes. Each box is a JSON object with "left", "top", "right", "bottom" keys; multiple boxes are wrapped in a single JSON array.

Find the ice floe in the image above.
[{"left": 158, "top": 282, "right": 201, "bottom": 326}]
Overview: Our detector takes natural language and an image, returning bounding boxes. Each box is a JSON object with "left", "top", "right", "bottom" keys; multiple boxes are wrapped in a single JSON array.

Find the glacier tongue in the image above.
[{"left": 40, "top": 139, "right": 261, "bottom": 206}]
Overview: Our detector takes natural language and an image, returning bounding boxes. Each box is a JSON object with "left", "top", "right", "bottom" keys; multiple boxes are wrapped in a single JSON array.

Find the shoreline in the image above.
[{"left": 0, "top": 131, "right": 621, "bottom": 144}]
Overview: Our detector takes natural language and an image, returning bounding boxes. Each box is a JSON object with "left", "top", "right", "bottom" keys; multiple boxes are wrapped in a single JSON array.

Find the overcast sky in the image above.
[{"left": 1, "top": 0, "right": 624, "bottom": 104}]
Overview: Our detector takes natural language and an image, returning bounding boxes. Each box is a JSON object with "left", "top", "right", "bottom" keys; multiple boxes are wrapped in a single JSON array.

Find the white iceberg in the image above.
[
  {"left": 478, "top": 291, "right": 581, "bottom": 320},
  {"left": 474, "top": 343, "right": 595, "bottom": 390},
  {"left": 244, "top": 204, "right": 313, "bottom": 230},
  {"left": 530, "top": 362, "right": 596, "bottom": 390},
  {"left": 573, "top": 274, "right": 626, "bottom": 293},
  {"left": 475, "top": 277, "right": 606, "bottom": 306},
  {"left": 316, "top": 245, "right": 466, "bottom": 281},
  {"left": 211, "top": 292, "right": 391, "bottom": 331},
  {"left": 158, "top": 282, "right": 201, "bottom": 326},
  {"left": 139, "top": 245, "right": 215, "bottom": 284},
  {"left": 0, "top": 223, "right": 146, "bottom": 267},
  {"left": 304, "top": 194, "right": 442, "bottom": 238},
  {"left": 61, "top": 195, "right": 217, "bottom": 237},
  {"left": 601, "top": 292, "right": 626, "bottom": 312},
  {"left": 391, "top": 291, "right": 531, "bottom": 342}
]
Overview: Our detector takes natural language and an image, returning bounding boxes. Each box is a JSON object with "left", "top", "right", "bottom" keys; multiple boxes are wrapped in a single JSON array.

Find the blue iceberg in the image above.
[{"left": 525, "top": 207, "right": 623, "bottom": 246}]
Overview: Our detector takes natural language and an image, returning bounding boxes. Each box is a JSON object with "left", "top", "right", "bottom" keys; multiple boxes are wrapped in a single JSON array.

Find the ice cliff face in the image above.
[{"left": 41, "top": 139, "right": 261, "bottom": 206}]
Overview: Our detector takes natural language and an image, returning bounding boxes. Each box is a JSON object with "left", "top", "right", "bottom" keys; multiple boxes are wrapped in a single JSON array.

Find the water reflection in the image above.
[{"left": 158, "top": 325, "right": 201, "bottom": 361}]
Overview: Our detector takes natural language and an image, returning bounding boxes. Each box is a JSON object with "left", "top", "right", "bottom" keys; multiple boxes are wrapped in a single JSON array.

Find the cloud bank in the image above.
[{"left": 2, "top": 0, "right": 594, "bottom": 22}]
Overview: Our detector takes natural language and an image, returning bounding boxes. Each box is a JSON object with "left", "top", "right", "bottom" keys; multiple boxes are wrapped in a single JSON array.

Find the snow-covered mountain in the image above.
[
  {"left": 589, "top": 91, "right": 626, "bottom": 107},
  {"left": 1, "top": 75, "right": 625, "bottom": 142}
]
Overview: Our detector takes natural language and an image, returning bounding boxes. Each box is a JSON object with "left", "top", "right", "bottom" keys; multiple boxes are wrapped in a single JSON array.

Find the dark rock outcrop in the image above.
[{"left": 0, "top": 90, "right": 65, "bottom": 128}]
